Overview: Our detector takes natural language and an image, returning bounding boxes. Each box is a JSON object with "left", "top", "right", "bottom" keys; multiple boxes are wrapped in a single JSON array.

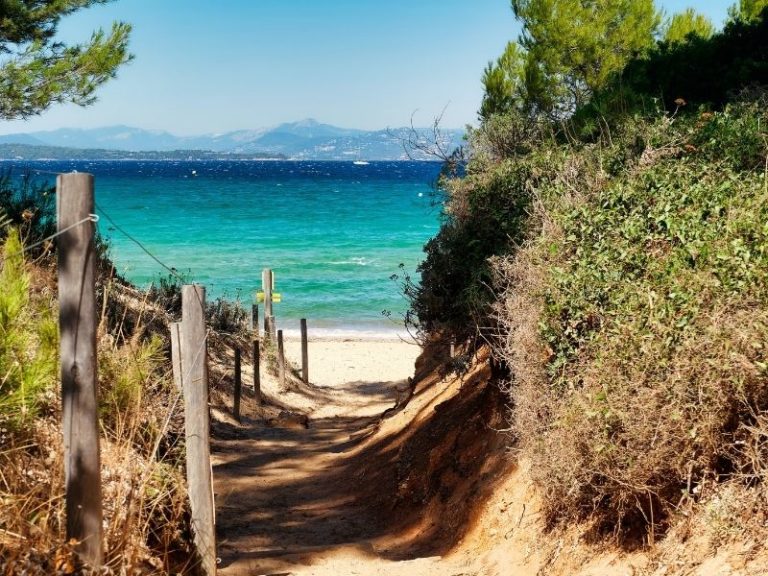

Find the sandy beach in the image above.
[{"left": 282, "top": 336, "right": 422, "bottom": 389}]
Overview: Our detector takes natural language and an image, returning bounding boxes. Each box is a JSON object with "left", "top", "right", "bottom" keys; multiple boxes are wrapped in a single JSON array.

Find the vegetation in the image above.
[
  {"left": 481, "top": 0, "right": 659, "bottom": 119},
  {"left": 662, "top": 8, "right": 715, "bottom": 43},
  {"left": 0, "top": 178, "right": 195, "bottom": 572},
  {"left": 413, "top": 0, "right": 768, "bottom": 539},
  {"left": 0, "top": 0, "right": 131, "bottom": 120},
  {"left": 496, "top": 98, "right": 768, "bottom": 532},
  {"left": 0, "top": 230, "right": 57, "bottom": 429}
]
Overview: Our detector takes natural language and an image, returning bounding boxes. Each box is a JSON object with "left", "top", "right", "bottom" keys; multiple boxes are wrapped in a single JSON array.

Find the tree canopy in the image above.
[
  {"left": 663, "top": 8, "right": 715, "bottom": 44},
  {"left": 729, "top": 0, "right": 768, "bottom": 22},
  {"left": 510, "top": 0, "right": 659, "bottom": 116},
  {"left": 0, "top": 0, "right": 132, "bottom": 120}
]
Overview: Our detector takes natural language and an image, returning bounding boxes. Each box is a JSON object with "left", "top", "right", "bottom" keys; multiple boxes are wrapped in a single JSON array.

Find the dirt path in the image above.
[{"left": 211, "top": 340, "right": 458, "bottom": 576}]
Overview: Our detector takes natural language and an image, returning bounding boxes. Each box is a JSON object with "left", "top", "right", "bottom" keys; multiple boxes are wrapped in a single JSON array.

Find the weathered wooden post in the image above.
[
  {"left": 262, "top": 268, "right": 276, "bottom": 340},
  {"left": 57, "top": 172, "right": 103, "bottom": 567},
  {"left": 180, "top": 285, "right": 216, "bottom": 576},
  {"left": 277, "top": 329, "right": 286, "bottom": 388},
  {"left": 249, "top": 303, "right": 258, "bottom": 335},
  {"left": 170, "top": 322, "right": 183, "bottom": 390},
  {"left": 253, "top": 338, "right": 261, "bottom": 405},
  {"left": 233, "top": 346, "right": 242, "bottom": 421},
  {"left": 300, "top": 318, "right": 309, "bottom": 384}
]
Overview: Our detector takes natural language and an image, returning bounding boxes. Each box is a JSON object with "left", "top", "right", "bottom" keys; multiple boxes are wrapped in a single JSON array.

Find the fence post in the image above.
[
  {"left": 262, "top": 268, "right": 276, "bottom": 340},
  {"left": 300, "top": 318, "right": 309, "bottom": 384},
  {"left": 253, "top": 338, "right": 261, "bottom": 405},
  {"left": 233, "top": 346, "right": 242, "bottom": 421},
  {"left": 249, "top": 303, "right": 259, "bottom": 336},
  {"left": 57, "top": 172, "right": 103, "bottom": 567},
  {"left": 180, "top": 285, "right": 216, "bottom": 576},
  {"left": 277, "top": 329, "right": 285, "bottom": 389},
  {"left": 170, "top": 322, "right": 183, "bottom": 390}
]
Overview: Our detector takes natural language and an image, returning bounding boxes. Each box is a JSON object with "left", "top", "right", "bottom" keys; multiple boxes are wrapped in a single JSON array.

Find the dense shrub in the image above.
[
  {"left": 495, "top": 99, "right": 768, "bottom": 532},
  {"left": 407, "top": 113, "right": 559, "bottom": 341}
]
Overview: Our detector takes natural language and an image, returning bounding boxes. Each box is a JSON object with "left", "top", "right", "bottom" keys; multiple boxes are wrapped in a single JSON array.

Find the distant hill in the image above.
[
  {"left": 0, "top": 143, "right": 286, "bottom": 161},
  {"left": 0, "top": 119, "right": 465, "bottom": 161}
]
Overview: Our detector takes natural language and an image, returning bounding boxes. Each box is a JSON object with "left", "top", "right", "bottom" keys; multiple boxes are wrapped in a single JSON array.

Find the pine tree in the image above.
[
  {"left": 487, "top": 0, "right": 660, "bottom": 117},
  {"left": 728, "top": 0, "right": 768, "bottom": 22},
  {"left": 479, "top": 42, "right": 527, "bottom": 120},
  {"left": 0, "top": 0, "right": 131, "bottom": 120},
  {"left": 663, "top": 8, "right": 715, "bottom": 44}
]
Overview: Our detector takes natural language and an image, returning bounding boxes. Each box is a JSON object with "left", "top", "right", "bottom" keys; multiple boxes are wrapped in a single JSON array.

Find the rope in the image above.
[{"left": 95, "top": 201, "right": 187, "bottom": 283}]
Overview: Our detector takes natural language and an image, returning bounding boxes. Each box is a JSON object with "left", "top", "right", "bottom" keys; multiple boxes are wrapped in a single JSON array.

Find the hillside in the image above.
[{"left": 0, "top": 120, "right": 465, "bottom": 161}]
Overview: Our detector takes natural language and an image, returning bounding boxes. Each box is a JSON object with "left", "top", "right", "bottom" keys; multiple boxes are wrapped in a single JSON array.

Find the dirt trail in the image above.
[{"left": 211, "top": 340, "right": 458, "bottom": 576}]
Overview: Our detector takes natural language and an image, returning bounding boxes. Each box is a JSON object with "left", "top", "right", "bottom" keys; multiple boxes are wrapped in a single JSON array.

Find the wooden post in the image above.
[
  {"left": 300, "top": 318, "right": 309, "bottom": 384},
  {"left": 262, "top": 268, "right": 276, "bottom": 340},
  {"left": 233, "top": 346, "right": 242, "bottom": 421},
  {"left": 253, "top": 338, "right": 261, "bottom": 405},
  {"left": 265, "top": 316, "right": 276, "bottom": 343},
  {"left": 171, "top": 322, "right": 182, "bottom": 390},
  {"left": 249, "top": 303, "right": 259, "bottom": 335},
  {"left": 57, "top": 172, "right": 103, "bottom": 567},
  {"left": 277, "top": 329, "right": 285, "bottom": 389},
  {"left": 180, "top": 285, "right": 216, "bottom": 576}
]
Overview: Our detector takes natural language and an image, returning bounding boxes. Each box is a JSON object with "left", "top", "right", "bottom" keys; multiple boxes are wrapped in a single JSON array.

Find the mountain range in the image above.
[{"left": 0, "top": 119, "right": 465, "bottom": 161}]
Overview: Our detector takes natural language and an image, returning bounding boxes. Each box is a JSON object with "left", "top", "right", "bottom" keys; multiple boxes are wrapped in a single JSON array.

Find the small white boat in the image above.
[{"left": 353, "top": 160, "right": 369, "bottom": 166}]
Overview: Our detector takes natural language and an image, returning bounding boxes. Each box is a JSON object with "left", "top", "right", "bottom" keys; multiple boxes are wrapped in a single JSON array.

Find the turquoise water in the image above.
[{"left": 14, "top": 160, "right": 442, "bottom": 335}]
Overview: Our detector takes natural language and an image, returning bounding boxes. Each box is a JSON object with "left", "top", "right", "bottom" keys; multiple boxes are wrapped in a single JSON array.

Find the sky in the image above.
[{"left": 0, "top": 0, "right": 735, "bottom": 136}]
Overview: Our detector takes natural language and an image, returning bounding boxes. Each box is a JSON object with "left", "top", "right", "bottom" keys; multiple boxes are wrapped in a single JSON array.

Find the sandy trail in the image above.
[{"left": 212, "top": 339, "right": 455, "bottom": 576}]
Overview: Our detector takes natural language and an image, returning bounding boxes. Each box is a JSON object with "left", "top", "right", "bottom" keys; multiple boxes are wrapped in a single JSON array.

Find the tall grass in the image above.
[{"left": 0, "top": 232, "right": 195, "bottom": 574}]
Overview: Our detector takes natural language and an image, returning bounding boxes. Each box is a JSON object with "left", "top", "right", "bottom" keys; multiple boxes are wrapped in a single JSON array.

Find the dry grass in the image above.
[{"left": 0, "top": 249, "right": 196, "bottom": 574}]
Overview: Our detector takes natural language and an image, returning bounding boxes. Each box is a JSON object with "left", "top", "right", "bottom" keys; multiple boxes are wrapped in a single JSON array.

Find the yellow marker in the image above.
[{"left": 255, "top": 291, "right": 281, "bottom": 303}]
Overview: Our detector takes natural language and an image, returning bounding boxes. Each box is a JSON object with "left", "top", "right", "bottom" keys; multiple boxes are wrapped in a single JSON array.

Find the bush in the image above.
[
  {"left": 407, "top": 113, "right": 560, "bottom": 342},
  {"left": 0, "top": 230, "right": 57, "bottom": 429},
  {"left": 495, "top": 100, "right": 768, "bottom": 533}
]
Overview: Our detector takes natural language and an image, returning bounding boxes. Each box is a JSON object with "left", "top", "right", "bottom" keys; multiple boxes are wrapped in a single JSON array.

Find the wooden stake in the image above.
[
  {"left": 300, "top": 318, "right": 309, "bottom": 384},
  {"left": 249, "top": 303, "right": 259, "bottom": 335},
  {"left": 277, "top": 329, "right": 285, "bottom": 389},
  {"left": 233, "top": 346, "right": 242, "bottom": 421},
  {"left": 265, "top": 316, "right": 276, "bottom": 343},
  {"left": 262, "top": 268, "right": 275, "bottom": 340},
  {"left": 180, "top": 285, "right": 216, "bottom": 576},
  {"left": 253, "top": 338, "right": 261, "bottom": 405},
  {"left": 170, "top": 322, "right": 182, "bottom": 390},
  {"left": 57, "top": 172, "right": 103, "bottom": 567}
]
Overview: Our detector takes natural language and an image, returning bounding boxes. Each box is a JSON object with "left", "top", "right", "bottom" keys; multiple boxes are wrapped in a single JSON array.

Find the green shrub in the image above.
[
  {"left": 496, "top": 99, "right": 768, "bottom": 532},
  {"left": 0, "top": 230, "right": 57, "bottom": 429},
  {"left": 407, "top": 114, "right": 561, "bottom": 341}
]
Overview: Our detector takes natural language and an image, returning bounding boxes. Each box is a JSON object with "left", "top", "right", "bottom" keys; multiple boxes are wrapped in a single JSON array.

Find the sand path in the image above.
[{"left": 212, "top": 339, "right": 459, "bottom": 576}]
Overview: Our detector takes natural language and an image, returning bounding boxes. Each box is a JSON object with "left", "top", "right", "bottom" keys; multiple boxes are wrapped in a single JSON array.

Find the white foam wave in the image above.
[{"left": 328, "top": 257, "right": 376, "bottom": 266}]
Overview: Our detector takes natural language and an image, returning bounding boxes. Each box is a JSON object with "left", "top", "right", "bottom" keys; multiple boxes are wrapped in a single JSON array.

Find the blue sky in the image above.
[{"left": 0, "top": 0, "right": 734, "bottom": 136}]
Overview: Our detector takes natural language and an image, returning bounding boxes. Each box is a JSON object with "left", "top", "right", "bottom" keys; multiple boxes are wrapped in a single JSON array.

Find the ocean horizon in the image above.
[{"left": 7, "top": 159, "right": 443, "bottom": 336}]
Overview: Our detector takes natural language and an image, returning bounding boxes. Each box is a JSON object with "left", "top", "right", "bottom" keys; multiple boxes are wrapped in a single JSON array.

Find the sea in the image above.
[{"left": 6, "top": 160, "right": 444, "bottom": 337}]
